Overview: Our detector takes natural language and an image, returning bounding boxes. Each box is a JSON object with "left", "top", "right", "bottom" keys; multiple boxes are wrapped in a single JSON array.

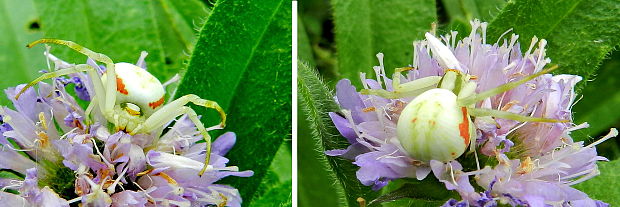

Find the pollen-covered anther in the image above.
[
  {"left": 362, "top": 107, "right": 376, "bottom": 112},
  {"left": 500, "top": 100, "right": 520, "bottom": 111},
  {"left": 136, "top": 169, "right": 154, "bottom": 177},
  {"left": 218, "top": 193, "right": 228, "bottom": 207},
  {"left": 411, "top": 160, "right": 425, "bottom": 166},
  {"left": 36, "top": 131, "right": 50, "bottom": 147},
  {"left": 38, "top": 112, "right": 48, "bottom": 130},
  {"left": 155, "top": 172, "right": 178, "bottom": 185},
  {"left": 395, "top": 66, "right": 416, "bottom": 72},
  {"left": 516, "top": 156, "right": 536, "bottom": 175}
]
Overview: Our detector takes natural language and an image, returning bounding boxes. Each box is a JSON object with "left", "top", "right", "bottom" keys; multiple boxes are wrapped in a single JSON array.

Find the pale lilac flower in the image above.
[
  {"left": 328, "top": 19, "right": 614, "bottom": 206},
  {"left": 0, "top": 51, "right": 252, "bottom": 206}
]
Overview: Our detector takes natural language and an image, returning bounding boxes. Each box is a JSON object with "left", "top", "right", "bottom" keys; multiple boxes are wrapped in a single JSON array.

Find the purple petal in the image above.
[
  {"left": 329, "top": 112, "right": 357, "bottom": 143},
  {"left": 212, "top": 132, "right": 236, "bottom": 155}
]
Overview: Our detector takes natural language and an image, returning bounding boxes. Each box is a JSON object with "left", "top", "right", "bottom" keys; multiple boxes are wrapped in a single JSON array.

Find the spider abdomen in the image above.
[
  {"left": 396, "top": 88, "right": 474, "bottom": 162},
  {"left": 102, "top": 63, "right": 165, "bottom": 117}
]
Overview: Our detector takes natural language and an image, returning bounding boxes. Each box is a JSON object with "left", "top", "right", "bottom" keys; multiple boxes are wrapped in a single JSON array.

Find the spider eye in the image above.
[{"left": 121, "top": 103, "right": 142, "bottom": 116}]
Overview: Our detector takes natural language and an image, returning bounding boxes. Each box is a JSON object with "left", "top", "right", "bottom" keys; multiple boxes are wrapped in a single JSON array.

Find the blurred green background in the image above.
[
  {"left": 0, "top": 0, "right": 292, "bottom": 206},
  {"left": 298, "top": 0, "right": 620, "bottom": 206}
]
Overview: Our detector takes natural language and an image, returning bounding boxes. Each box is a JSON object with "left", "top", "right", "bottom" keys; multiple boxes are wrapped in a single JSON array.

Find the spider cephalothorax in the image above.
[{"left": 16, "top": 39, "right": 225, "bottom": 175}]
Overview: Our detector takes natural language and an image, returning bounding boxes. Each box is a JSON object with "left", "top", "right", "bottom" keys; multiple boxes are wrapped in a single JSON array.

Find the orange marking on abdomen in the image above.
[
  {"left": 116, "top": 76, "right": 128, "bottom": 95},
  {"left": 458, "top": 107, "right": 470, "bottom": 145},
  {"left": 149, "top": 96, "right": 165, "bottom": 109}
]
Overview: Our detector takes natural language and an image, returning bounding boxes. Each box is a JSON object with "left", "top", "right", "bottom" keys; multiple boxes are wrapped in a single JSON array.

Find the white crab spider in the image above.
[
  {"left": 362, "top": 33, "right": 566, "bottom": 162},
  {"left": 16, "top": 39, "right": 225, "bottom": 176}
]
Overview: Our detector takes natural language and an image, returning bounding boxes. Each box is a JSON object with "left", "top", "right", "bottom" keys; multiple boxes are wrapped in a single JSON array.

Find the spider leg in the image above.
[
  {"left": 361, "top": 75, "right": 441, "bottom": 99},
  {"left": 28, "top": 39, "right": 117, "bottom": 119},
  {"left": 138, "top": 106, "right": 213, "bottom": 176},
  {"left": 134, "top": 94, "right": 225, "bottom": 176},
  {"left": 468, "top": 107, "right": 568, "bottom": 123},
  {"left": 458, "top": 65, "right": 559, "bottom": 106},
  {"left": 15, "top": 64, "right": 109, "bottom": 125}
]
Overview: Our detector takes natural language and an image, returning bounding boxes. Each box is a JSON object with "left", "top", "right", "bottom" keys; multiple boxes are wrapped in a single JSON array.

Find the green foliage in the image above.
[
  {"left": 33, "top": 0, "right": 167, "bottom": 81},
  {"left": 375, "top": 179, "right": 455, "bottom": 207},
  {"left": 251, "top": 144, "right": 293, "bottom": 207},
  {"left": 438, "top": 0, "right": 506, "bottom": 34},
  {"left": 175, "top": 0, "right": 292, "bottom": 204},
  {"left": 0, "top": 0, "right": 45, "bottom": 106},
  {"left": 330, "top": 0, "right": 436, "bottom": 86},
  {"left": 487, "top": 0, "right": 620, "bottom": 86},
  {"left": 0, "top": 0, "right": 207, "bottom": 103},
  {"left": 573, "top": 51, "right": 620, "bottom": 142},
  {"left": 298, "top": 61, "right": 379, "bottom": 206},
  {"left": 297, "top": 17, "right": 315, "bottom": 66}
]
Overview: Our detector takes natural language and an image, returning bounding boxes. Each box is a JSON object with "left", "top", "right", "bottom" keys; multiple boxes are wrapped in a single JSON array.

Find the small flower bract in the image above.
[
  {"left": 327, "top": 20, "right": 616, "bottom": 206},
  {"left": 0, "top": 40, "right": 252, "bottom": 207}
]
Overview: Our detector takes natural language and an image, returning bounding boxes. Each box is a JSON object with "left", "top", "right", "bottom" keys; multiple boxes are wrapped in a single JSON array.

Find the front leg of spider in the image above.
[
  {"left": 17, "top": 39, "right": 227, "bottom": 176},
  {"left": 22, "top": 39, "right": 118, "bottom": 122},
  {"left": 360, "top": 67, "right": 442, "bottom": 99},
  {"left": 134, "top": 94, "right": 226, "bottom": 176}
]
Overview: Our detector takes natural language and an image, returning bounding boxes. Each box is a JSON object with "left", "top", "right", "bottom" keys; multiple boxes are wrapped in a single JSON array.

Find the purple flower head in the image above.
[
  {"left": 0, "top": 50, "right": 252, "bottom": 206},
  {"left": 328, "top": 19, "right": 615, "bottom": 205}
]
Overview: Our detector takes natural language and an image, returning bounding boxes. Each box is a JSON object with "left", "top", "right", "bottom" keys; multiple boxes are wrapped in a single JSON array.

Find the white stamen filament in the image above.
[
  {"left": 91, "top": 138, "right": 113, "bottom": 167},
  {"left": 448, "top": 162, "right": 458, "bottom": 186},
  {"left": 106, "top": 164, "right": 129, "bottom": 194},
  {"left": 341, "top": 110, "right": 362, "bottom": 138},
  {"left": 375, "top": 53, "right": 385, "bottom": 87},
  {"left": 481, "top": 22, "right": 488, "bottom": 45},
  {"left": 360, "top": 73, "right": 369, "bottom": 89},
  {"left": 67, "top": 197, "right": 82, "bottom": 204},
  {"left": 496, "top": 28, "right": 514, "bottom": 45},
  {"left": 59, "top": 127, "right": 78, "bottom": 140},
  {"left": 585, "top": 128, "right": 618, "bottom": 149},
  {"left": 519, "top": 36, "right": 539, "bottom": 73},
  {"left": 566, "top": 168, "right": 600, "bottom": 186},
  {"left": 162, "top": 74, "right": 180, "bottom": 87}
]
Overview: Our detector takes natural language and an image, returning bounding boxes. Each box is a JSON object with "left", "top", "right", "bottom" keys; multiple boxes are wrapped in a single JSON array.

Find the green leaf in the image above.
[
  {"left": 174, "top": 0, "right": 291, "bottom": 204},
  {"left": 297, "top": 17, "right": 315, "bottom": 66},
  {"left": 487, "top": 0, "right": 620, "bottom": 85},
  {"left": 0, "top": 170, "right": 23, "bottom": 179},
  {"left": 151, "top": 0, "right": 209, "bottom": 84},
  {"left": 165, "top": 0, "right": 210, "bottom": 34},
  {"left": 573, "top": 51, "right": 620, "bottom": 140},
  {"left": 33, "top": 0, "right": 173, "bottom": 81},
  {"left": 330, "top": 0, "right": 436, "bottom": 86},
  {"left": 438, "top": 0, "right": 506, "bottom": 35},
  {"left": 374, "top": 178, "right": 456, "bottom": 207},
  {"left": 440, "top": 0, "right": 506, "bottom": 23},
  {"left": 298, "top": 106, "right": 340, "bottom": 207},
  {"left": 298, "top": 61, "right": 379, "bottom": 206},
  {"left": 574, "top": 160, "right": 620, "bottom": 205},
  {"left": 0, "top": 0, "right": 45, "bottom": 106},
  {"left": 251, "top": 143, "right": 292, "bottom": 207},
  {"left": 370, "top": 179, "right": 455, "bottom": 207}
]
